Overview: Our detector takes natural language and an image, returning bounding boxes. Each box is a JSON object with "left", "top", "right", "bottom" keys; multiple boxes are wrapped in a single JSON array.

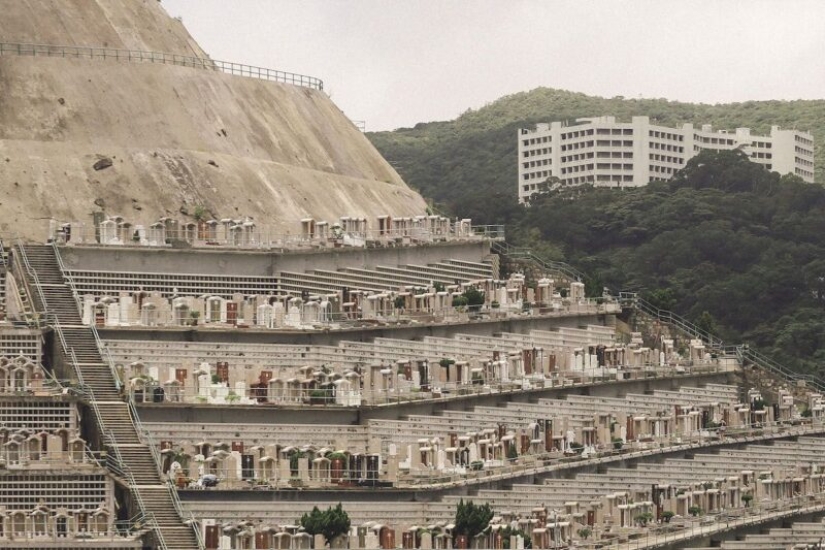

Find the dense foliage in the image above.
[
  {"left": 299, "top": 503, "right": 351, "bottom": 544},
  {"left": 454, "top": 499, "right": 494, "bottom": 541},
  {"left": 525, "top": 151, "right": 825, "bottom": 375},
  {"left": 368, "top": 87, "right": 824, "bottom": 217},
  {"left": 369, "top": 88, "right": 825, "bottom": 376}
]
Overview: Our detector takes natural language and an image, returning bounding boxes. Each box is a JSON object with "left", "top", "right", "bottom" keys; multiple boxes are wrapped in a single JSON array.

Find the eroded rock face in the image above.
[{"left": 0, "top": 0, "right": 426, "bottom": 240}]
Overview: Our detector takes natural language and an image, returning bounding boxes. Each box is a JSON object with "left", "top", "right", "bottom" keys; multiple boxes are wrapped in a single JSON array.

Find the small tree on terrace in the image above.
[
  {"left": 461, "top": 287, "right": 485, "bottom": 308},
  {"left": 299, "top": 503, "right": 351, "bottom": 545},
  {"left": 454, "top": 499, "right": 494, "bottom": 544}
]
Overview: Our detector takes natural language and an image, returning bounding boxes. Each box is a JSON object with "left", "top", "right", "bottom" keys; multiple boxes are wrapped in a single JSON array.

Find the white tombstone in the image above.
[
  {"left": 105, "top": 302, "right": 120, "bottom": 326},
  {"left": 256, "top": 304, "right": 273, "bottom": 328},
  {"left": 272, "top": 302, "right": 285, "bottom": 327},
  {"left": 364, "top": 531, "right": 379, "bottom": 549},
  {"left": 82, "top": 296, "right": 95, "bottom": 325}
]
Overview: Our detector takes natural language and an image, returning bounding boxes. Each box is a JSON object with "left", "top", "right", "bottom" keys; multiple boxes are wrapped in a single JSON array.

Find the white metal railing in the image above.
[{"left": 0, "top": 42, "right": 323, "bottom": 90}]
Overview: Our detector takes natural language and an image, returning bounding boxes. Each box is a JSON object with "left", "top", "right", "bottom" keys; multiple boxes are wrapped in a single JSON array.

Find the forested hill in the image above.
[
  {"left": 514, "top": 150, "right": 825, "bottom": 375},
  {"left": 367, "top": 88, "right": 825, "bottom": 216},
  {"left": 369, "top": 89, "right": 825, "bottom": 377}
]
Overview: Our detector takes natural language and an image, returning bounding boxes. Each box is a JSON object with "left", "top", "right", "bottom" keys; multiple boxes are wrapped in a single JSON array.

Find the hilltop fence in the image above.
[{"left": 0, "top": 42, "right": 323, "bottom": 90}]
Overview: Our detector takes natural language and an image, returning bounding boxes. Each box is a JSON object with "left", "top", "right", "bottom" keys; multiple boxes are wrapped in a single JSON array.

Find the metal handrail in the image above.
[
  {"left": 739, "top": 346, "right": 825, "bottom": 393},
  {"left": 105, "top": 432, "right": 169, "bottom": 550},
  {"left": 0, "top": 42, "right": 323, "bottom": 90},
  {"left": 624, "top": 293, "right": 725, "bottom": 350},
  {"left": 167, "top": 478, "right": 205, "bottom": 549},
  {"left": 15, "top": 240, "right": 51, "bottom": 315},
  {"left": 621, "top": 292, "right": 825, "bottom": 393},
  {"left": 52, "top": 242, "right": 122, "bottom": 390},
  {"left": 126, "top": 392, "right": 205, "bottom": 546},
  {"left": 491, "top": 241, "right": 585, "bottom": 282},
  {"left": 18, "top": 241, "right": 185, "bottom": 549}
]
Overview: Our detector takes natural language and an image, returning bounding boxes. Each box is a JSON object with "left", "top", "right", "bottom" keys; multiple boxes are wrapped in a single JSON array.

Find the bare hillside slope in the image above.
[
  {"left": 0, "top": 0, "right": 207, "bottom": 56},
  {"left": 0, "top": 0, "right": 426, "bottom": 240}
]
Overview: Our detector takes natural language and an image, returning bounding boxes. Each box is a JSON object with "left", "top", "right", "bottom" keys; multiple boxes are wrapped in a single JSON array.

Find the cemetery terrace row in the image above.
[
  {"left": 104, "top": 324, "right": 715, "bottom": 406},
  {"left": 51, "top": 215, "right": 500, "bottom": 251},
  {"left": 141, "top": 385, "right": 816, "bottom": 491},
  {"left": 70, "top": 271, "right": 597, "bottom": 330},
  {"left": 177, "top": 434, "right": 825, "bottom": 549}
]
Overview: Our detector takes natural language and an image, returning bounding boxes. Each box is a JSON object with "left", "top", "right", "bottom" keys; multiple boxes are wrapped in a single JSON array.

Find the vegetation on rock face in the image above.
[{"left": 374, "top": 89, "right": 825, "bottom": 380}]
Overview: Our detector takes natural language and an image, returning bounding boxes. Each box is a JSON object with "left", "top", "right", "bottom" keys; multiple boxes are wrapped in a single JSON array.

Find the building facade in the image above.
[{"left": 518, "top": 116, "right": 815, "bottom": 203}]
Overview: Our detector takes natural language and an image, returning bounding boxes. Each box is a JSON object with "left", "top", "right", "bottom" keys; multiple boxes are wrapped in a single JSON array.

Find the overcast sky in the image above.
[{"left": 162, "top": 0, "right": 825, "bottom": 132}]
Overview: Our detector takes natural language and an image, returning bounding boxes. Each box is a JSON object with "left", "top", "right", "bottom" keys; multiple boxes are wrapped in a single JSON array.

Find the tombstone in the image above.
[
  {"left": 279, "top": 457, "right": 291, "bottom": 481},
  {"left": 105, "top": 302, "right": 120, "bottom": 326},
  {"left": 286, "top": 302, "right": 302, "bottom": 327},
  {"left": 47, "top": 434, "right": 64, "bottom": 457},
  {"left": 272, "top": 302, "right": 286, "bottom": 327},
  {"left": 297, "top": 456, "right": 310, "bottom": 483},
  {"left": 364, "top": 530, "right": 380, "bottom": 549},
  {"left": 99, "top": 219, "right": 118, "bottom": 244},
  {"left": 257, "top": 304, "right": 273, "bottom": 328}
]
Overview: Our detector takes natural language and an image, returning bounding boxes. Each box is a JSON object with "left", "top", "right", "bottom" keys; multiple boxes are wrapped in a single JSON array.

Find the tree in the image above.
[
  {"left": 741, "top": 493, "right": 753, "bottom": 507},
  {"left": 454, "top": 499, "right": 494, "bottom": 542},
  {"left": 577, "top": 527, "right": 592, "bottom": 540},
  {"left": 634, "top": 512, "right": 653, "bottom": 526},
  {"left": 499, "top": 526, "right": 532, "bottom": 549},
  {"left": 299, "top": 503, "right": 351, "bottom": 545},
  {"left": 461, "top": 287, "right": 485, "bottom": 307},
  {"left": 688, "top": 505, "right": 703, "bottom": 517},
  {"left": 506, "top": 444, "right": 518, "bottom": 461}
]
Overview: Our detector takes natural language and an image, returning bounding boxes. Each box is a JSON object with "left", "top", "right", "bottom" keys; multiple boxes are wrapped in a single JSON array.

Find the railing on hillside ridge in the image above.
[
  {"left": 626, "top": 293, "right": 825, "bottom": 393},
  {"left": 492, "top": 241, "right": 585, "bottom": 282},
  {"left": 620, "top": 293, "right": 725, "bottom": 350},
  {"left": 0, "top": 42, "right": 323, "bottom": 90},
  {"left": 738, "top": 345, "right": 825, "bottom": 394},
  {"left": 493, "top": 240, "right": 825, "bottom": 394}
]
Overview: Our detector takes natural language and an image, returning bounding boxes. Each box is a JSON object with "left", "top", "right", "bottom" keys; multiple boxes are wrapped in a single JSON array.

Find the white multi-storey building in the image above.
[{"left": 517, "top": 116, "right": 815, "bottom": 203}]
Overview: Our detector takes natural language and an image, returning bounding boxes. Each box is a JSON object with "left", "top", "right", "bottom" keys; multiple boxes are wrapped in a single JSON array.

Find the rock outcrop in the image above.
[{"left": 0, "top": 0, "right": 426, "bottom": 240}]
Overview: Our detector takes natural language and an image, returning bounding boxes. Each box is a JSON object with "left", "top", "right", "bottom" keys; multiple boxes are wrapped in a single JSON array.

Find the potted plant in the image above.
[{"left": 189, "top": 310, "right": 200, "bottom": 326}]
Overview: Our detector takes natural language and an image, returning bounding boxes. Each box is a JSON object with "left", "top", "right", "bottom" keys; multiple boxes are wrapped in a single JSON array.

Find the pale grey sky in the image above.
[{"left": 162, "top": 0, "right": 825, "bottom": 131}]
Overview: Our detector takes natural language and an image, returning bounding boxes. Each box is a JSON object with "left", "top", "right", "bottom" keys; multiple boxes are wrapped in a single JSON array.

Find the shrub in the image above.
[
  {"left": 299, "top": 503, "right": 351, "bottom": 545},
  {"left": 454, "top": 499, "right": 494, "bottom": 541}
]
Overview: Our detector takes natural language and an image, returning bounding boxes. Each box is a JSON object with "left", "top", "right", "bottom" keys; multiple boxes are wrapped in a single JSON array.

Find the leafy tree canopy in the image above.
[
  {"left": 299, "top": 503, "right": 351, "bottom": 544},
  {"left": 454, "top": 499, "right": 494, "bottom": 540}
]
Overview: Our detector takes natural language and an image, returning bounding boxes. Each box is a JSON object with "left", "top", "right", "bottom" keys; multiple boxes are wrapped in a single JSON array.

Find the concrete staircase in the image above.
[{"left": 15, "top": 243, "right": 201, "bottom": 550}]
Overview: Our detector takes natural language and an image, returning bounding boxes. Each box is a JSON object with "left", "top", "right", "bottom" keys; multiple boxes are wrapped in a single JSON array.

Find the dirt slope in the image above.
[{"left": 0, "top": 0, "right": 426, "bottom": 240}]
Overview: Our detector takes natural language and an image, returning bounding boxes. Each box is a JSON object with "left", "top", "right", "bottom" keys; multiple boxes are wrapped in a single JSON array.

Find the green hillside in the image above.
[
  {"left": 368, "top": 89, "right": 825, "bottom": 376},
  {"left": 518, "top": 150, "right": 825, "bottom": 375},
  {"left": 368, "top": 88, "right": 824, "bottom": 216}
]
